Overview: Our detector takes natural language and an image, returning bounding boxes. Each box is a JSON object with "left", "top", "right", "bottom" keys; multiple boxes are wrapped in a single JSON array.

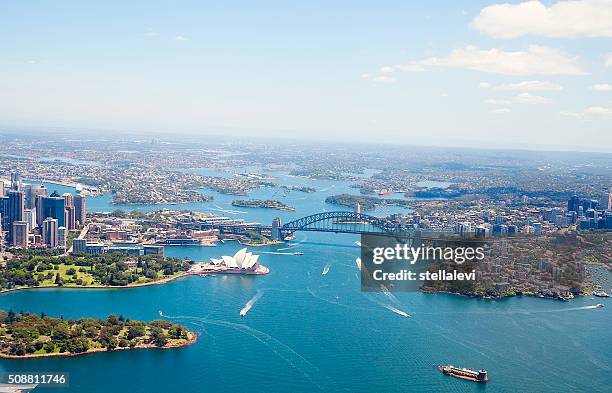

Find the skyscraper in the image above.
[
  {"left": 58, "top": 226, "right": 67, "bottom": 249},
  {"left": 42, "top": 217, "right": 59, "bottom": 248},
  {"left": 600, "top": 190, "right": 612, "bottom": 211},
  {"left": 73, "top": 194, "right": 86, "bottom": 228},
  {"left": 64, "top": 206, "right": 76, "bottom": 230},
  {"left": 7, "top": 190, "right": 25, "bottom": 244},
  {"left": 11, "top": 221, "right": 28, "bottom": 248},
  {"left": 10, "top": 172, "right": 21, "bottom": 191},
  {"left": 24, "top": 184, "right": 47, "bottom": 209},
  {"left": 0, "top": 180, "right": 4, "bottom": 197},
  {"left": 40, "top": 192, "right": 66, "bottom": 227},
  {"left": 23, "top": 209, "right": 37, "bottom": 231}
]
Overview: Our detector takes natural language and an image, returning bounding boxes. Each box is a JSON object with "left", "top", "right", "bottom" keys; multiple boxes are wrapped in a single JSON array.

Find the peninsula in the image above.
[
  {"left": 232, "top": 199, "right": 295, "bottom": 211},
  {"left": 0, "top": 311, "right": 196, "bottom": 358}
]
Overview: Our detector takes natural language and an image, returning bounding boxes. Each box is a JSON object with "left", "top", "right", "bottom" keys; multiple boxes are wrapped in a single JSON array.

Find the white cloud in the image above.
[
  {"left": 513, "top": 92, "right": 551, "bottom": 104},
  {"left": 491, "top": 108, "right": 511, "bottom": 114},
  {"left": 607, "top": 54, "right": 612, "bottom": 67},
  {"left": 592, "top": 84, "right": 612, "bottom": 92},
  {"left": 380, "top": 66, "right": 396, "bottom": 73},
  {"left": 361, "top": 73, "right": 372, "bottom": 79},
  {"left": 561, "top": 106, "right": 612, "bottom": 118},
  {"left": 560, "top": 111, "right": 583, "bottom": 118},
  {"left": 418, "top": 45, "right": 585, "bottom": 76},
  {"left": 486, "top": 93, "right": 551, "bottom": 105},
  {"left": 372, "top": 76, "right": 397, "bottom": 83},
  {"left": 175, "top": 35, "right": 188, "bottom": 41},
  {"left": 584, "top": 106, "right": 612, "bottom": 116},
  {"left": 480, "top": 80, "right": 563, "bottom": 91},
  {"left": 486, "top": 98, "right": 513, "bottom": 105},
  {"left": 440, "top": 93, "right": 449, "bottom": 97},
  {"left": 144, "top": 30, "right": 159, "bottom": 37},
  {"left": 472, "top": 0, "right": 612, "bottom": 39}
]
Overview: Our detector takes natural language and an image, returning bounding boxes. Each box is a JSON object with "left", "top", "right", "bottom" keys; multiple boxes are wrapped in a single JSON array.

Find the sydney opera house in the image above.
[{"left": 189, "top": 248, "right": 269, "bottom": 275}]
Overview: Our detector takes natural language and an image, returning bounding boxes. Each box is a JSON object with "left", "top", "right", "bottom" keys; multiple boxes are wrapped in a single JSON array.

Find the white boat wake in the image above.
[
  {"left": 321, "top": 264, "right": 330, "bottom": 275},
  {"left": 240, "top": 290, "right": 264, "bottom": 317}
]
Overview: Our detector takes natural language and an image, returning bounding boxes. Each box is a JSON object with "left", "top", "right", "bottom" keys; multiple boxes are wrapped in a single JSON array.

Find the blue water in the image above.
[{"left": 3, "top": 173, "right": 610, "bottom": 392}]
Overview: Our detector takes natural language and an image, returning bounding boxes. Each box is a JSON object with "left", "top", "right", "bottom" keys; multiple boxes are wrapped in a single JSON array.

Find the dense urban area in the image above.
[{"left": 0, "top": 132, "right": 611, "bottom": 301}]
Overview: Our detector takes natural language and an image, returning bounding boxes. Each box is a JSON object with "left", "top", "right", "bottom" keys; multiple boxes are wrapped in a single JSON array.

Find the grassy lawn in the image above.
[{"left": 38, "top": 264, "right": 97, "bottom": 286}]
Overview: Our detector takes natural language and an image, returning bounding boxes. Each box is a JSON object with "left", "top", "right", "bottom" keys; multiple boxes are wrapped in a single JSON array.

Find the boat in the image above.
[
  {"left": 294, "top": 252, "right": 304, "bottom": 255},
  {"left": 322, "top": 264, "right": 330, "bottom": 275},
  {"left": 438, "top": 365, "right": 489, "bottom": 382},
  {"left": 596, "top": 303, "right": 604, "bottom": 308},
  {"left": 377, "top": 189, "right": 392, "bottom": 195},
  {"left": 594, "top": 290, "right": 610, "bottom": 297}
]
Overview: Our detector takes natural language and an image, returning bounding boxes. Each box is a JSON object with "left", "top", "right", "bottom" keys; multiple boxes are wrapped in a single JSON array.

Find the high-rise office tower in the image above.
[
  {"left": 0, "top": 197, "right": 7, "bottom": 232},
  {"left": 7, "top": 190, "right": 25, "bottom": 244},
  {"left": 10, "top": 172, "right": 21, "bottom": 191},
  {"left": 42, "top": 217, "right": 59, "bottom": 248},
  {"left": 62, "top": 192, "right": 74, "bottom": 208},
  {"left": 40, "top": 192, "right": 66, "bottom": 227},
  {"left": 23, "top": 208, "right": 37, "bottom": 230},
  {"left": 567, "top": 195, "right": 580, "bottom": 213},
  {"left": 0, "top": 180, "right": 4, "bottom": 197},
  {"left": 73, "top": 194, "right": 86, "bottom": 228},
  {"left": 58, "top": 226, "right": 67, "bottom": 248},
  {"left": 24, "top": 184, "right": 47, "bottom": 209},
  {"left": 64, "top": 205, "right": 76, "bottom": 230},
  {"left": 11, "top": 221, "right": 28, "bottom": 248},
  {"left": 600, "top": 190, "right": 612, "bottom": 211}
]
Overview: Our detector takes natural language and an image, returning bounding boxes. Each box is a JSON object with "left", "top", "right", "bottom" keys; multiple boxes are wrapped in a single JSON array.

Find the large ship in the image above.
[{"left": 438, "top": 365, "right": 489, "bottom": 382}]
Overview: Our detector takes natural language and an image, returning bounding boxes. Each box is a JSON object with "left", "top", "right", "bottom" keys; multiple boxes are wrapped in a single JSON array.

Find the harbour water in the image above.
[{"left": 2, "top": 171, "right": 610, "bottom": 392}]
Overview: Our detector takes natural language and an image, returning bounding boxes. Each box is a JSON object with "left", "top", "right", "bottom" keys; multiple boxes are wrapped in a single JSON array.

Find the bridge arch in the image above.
[{"left": 280, "top": 211, "right": 397, "bottom": 235}]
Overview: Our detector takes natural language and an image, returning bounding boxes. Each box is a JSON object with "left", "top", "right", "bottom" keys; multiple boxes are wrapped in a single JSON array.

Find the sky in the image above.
[{"left": 1, "top": 0, "right": 612, "bottom": 152}]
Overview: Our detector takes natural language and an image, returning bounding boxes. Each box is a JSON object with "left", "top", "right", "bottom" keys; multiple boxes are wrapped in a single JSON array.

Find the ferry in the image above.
[
  {"left": 438, "top": 365, "right": 489, "bottom": 382},
  {"left": 593, "top": 290, "right": 610, "bottom": 297}
]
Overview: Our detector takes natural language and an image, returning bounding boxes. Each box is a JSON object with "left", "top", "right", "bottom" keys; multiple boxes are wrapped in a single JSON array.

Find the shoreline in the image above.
[
  {"left": 0, "top": 272, "right": 189, "bottom": 295},
  {"left": 0, "top": 332, "right": 198, "bottom": 360}
]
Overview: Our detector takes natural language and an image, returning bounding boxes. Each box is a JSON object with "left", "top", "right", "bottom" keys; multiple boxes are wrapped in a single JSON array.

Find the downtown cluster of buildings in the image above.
[
  {"left": 0, "top": 173, "right": 86, "bottom": 249},
  {"left": 388, "top": 191, "right": 612, "bottom": 237}
]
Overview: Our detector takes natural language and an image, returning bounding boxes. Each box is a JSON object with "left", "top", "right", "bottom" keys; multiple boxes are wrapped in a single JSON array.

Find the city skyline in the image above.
[{"left": 1, "top": 0, "right": 612, "bottom": 152}]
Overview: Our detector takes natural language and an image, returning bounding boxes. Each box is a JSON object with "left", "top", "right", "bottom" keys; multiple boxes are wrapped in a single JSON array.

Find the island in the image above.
[
  {"left": 325, "top": 194, "right": 408, "bottom": 210},
  {"left": 231, "top": 199, "right": 295, "bottom": 211},
  {"left": 0, "top": 311, "right": 196, "bottom": 358},
  {"left": 0, "top": 251, "right": 192, "bottom": 292},
  {"left": 280, "top": 185, "right": 316, "bottom": 193}
]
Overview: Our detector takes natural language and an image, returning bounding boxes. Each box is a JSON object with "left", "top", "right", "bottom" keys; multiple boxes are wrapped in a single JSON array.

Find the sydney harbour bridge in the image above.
[{"left": 192, "top": 211, "right": 453, "bottom": 240}]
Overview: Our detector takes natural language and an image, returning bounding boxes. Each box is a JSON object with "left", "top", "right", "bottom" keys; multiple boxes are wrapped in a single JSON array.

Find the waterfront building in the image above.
[
  {"left": 271, "top": 217, "right": 282, "bottom": 240},
  {"left": 6, "top": 190, "right": 25, "bottom": 244},
  {"left": 144, "top": 245, "right": 165, "bottom": 256},
  {"left": 73, "top": 194, "right": 86, "bottom": 227},
  {"left": 11, "top": 221, "right": 28, "bottom": 248},
  {"left": 211, "top": 248, "right": 260, "bottom": 270},
  {"left": 42, "top": 217, "right": 59, "bottom": 248}
]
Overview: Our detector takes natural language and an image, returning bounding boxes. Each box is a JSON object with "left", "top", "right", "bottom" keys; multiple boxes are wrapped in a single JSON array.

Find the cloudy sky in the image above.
[{"left": 1, "top": 1, "right": 612, "bottom": 151}]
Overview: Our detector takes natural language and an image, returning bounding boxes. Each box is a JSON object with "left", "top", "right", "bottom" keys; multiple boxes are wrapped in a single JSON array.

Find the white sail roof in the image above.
[{"left": 213, "top": 248, "right": 260, "bottom": 269}]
